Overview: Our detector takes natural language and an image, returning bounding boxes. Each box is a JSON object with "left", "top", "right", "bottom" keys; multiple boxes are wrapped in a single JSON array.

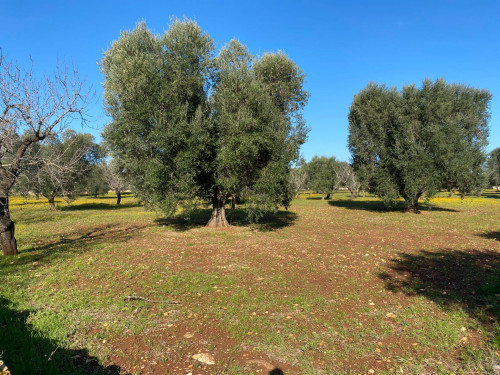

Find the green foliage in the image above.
[
  {"left": 348, "top": 79, "right": 491, "bottom": 210},
  {"left": 101, "top": 19, "right": 308, "bottom": 222},
  {"left": 80, "top": 164, "right": 109, "bottom": 197},
  {"left": 487, "top": 147, "right": 500, "bottom": 189},
  {"left": 305, "top": 156, "right": 338, "bottom": 197}
]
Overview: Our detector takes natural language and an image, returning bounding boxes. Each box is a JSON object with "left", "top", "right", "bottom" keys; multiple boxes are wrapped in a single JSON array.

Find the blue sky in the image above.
[{"left": 1, "top": 0, "right": 499, "bottom": 161}]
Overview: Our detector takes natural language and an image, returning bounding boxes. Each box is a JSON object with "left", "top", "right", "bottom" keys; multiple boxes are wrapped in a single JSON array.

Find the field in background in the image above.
[{"left": 0, "top": 191, "right": 499, "bottom": 374}]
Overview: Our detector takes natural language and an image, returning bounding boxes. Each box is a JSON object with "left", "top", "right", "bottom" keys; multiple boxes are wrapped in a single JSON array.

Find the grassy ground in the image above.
[{"left": 0, "top": 191, "right": 499, "bottom": 374}]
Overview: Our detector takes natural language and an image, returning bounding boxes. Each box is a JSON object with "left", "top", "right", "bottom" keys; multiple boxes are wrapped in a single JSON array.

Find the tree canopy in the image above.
[
  {"left": 101, "top": 20, "right": 309, "bottom": 226},
  {"left": 348, "top": 79, "right": 491, "bottom": 212},
  {"left": 487, "top": 147, "right": 500, "bottom": 190},
  {"left": 305, "top": 156, "right": 338, "bottom": 199}
]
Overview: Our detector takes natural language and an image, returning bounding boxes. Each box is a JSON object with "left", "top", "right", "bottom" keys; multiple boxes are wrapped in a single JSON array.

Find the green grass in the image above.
[{"left": 0, "top": 191, "right": 499, "bottom": 374}]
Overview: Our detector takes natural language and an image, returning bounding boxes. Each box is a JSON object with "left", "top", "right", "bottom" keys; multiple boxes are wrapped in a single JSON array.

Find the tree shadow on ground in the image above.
[
  {"left": 156, "top": 208, "right": 298, "bottom": 232},
  {"left": 327, "top": 199, "right": 458, "bottom": 213},
  {"left": 2, "top": 224, "right": 146, "bottom": 272},
  {"left": 477, "top": 231, "right": 500, "bottom": 241},
  {"left": 379, "top": 249, "right": 500, "bottom": 345},
  {"left": 60, "top": 202, "right": 141, "bottom": 211},
  {"left": 482, "top": 191, "right": 500, "bottom": 199},
  {"left": 81, "top": 192, "right": 134, "bottom": 200},
  {"left": 0, "top": 297, "right": 125, "bottom": 374}
]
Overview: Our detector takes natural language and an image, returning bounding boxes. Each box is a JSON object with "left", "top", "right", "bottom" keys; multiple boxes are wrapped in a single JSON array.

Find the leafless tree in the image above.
[
  {"left": 16, "top": 130, "right": 96, "bottom": 210},
  {"left": 290, "top": 164, "right": 307, "bottom": 199},
  {"left": 0, "top": 52, "right": 91, "bottom": 255},
  {"left": 334, "top": 162, "right": 360, "bottom": 201},
  {"left": 103, "top": 160, "right": 128, "bottom": 205}
]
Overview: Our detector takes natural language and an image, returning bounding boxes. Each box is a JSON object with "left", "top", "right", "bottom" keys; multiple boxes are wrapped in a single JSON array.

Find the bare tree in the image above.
[
  {"left": 0, "top": 53, "right": 91, "bottom": 255},
  {"left": 103, "top": 159, "right": 128, "bottom": 205},
  {"left": 334, "top": 162, "right": 360, "bottom": 201},
  {"left": 290, "top": 166, "right": 307, "bottom": 199},
  {"left": 16, "top": 130, "right": 97, "bottom": 210}
]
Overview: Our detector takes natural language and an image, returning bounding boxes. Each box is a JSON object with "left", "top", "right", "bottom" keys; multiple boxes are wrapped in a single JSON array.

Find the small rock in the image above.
[
  {"left": 246, "top": 359, "right": 274, "bottom": 370},
  {"left": 192, "top": 353, "right": 215, "bottom": 365},
  {"left": 386, "top": 312, "right": 396, "bottom": 318},
  {"left": 184, "top": 332, "right": 194, "bottom": 339}
]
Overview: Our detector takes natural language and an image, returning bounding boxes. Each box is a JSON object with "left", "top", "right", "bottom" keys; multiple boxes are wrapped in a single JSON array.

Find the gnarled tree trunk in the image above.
[
  {"left": 116, "top": 190, "right": 121, "bottom": 205},
  {"left": 403, "top": 192, "right": 422, "bottom": 214},
  {"left": 206, "top": 187, "right": 229, "bottom": 228},
  {"left": 48, "top": 197, "right": 56, "bottom": 211},
  {"left": 0, "top": 196, "right": 17, "bottom": 256},
  {"left": 349, "top": 190, "right": 354, "bottom": 201}
]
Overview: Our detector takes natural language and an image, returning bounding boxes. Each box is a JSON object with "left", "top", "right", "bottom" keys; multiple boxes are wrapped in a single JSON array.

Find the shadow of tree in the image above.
[
  {"left": 80, "top": 193, "right": 134, "bottom": 200},
  {"left": 0, "top": 297, "right": 125, "bottom": 374},
  {"left": 328, "top": 199, "right": 458, "bottom": 213},
  {"left": 379, "top": 249, "right": 500, "bottom": 345},
  {"left": 2, "top": 224, "right": 146, "bottom": 273},
  {"left": 482, "top": 191, "right": 500, "bottom": 199},
  {"left": 156, "top": 209, "right": 298, "bottom": 232},
  {"left": 478, "top": 231, "right": 500, "bottom": 241},
  {"left": 60, "top": 202, "right": 141, "bottom": 211}
]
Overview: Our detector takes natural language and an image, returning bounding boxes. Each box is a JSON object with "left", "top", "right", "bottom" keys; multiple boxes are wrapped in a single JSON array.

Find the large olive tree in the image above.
[
  {"left": 101, "top": 20, "right": 308, "bottom": 226},
  {"left": 348, "top": 79, "right": 490, "bottom": 212}
]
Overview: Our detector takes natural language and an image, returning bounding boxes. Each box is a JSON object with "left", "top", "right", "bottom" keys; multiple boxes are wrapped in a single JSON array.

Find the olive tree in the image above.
[
  {"left": 487, "top": 147, "right": 500, "bottom": 190},
  {"left": 348, "top": 79, "right": 490, "bottom": 212},
  {"left": 0, "top": 53, "right": 90, "bottom": 255},
  {"left": 101, "top": 20, "right": 308, "bottom": 226},
  {"left": 305, "top": 156, "right": 338, "bottom": 199}
]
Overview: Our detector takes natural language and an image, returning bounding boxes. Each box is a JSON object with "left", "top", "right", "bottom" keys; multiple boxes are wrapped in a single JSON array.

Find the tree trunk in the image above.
[
  {"left": 116, "top": 190, "right": 121, "bottom": 205},
  {"left": 461, "top": 192, "right": 465, "bottom": 200},
  {"left": 403, "top": 193, "right": 421, "bottom": 213},
  {"left": 321, "top": 193, "right": 324, "bottom": 200},
  {"left": 48, "top": 197, "right": 56, "bottom": 211},
  {"left": 349, "top": 190, "right": 354, "bottom": 201},
  {"left": 231, "top": 195, "right": 235, "bottom": 210},
  {"left": 206, "top": 187, "right": 229, "bottom": 228},
  {"left": 448, "top": 189, "right": 453, "bottom": 198},
  {"left": 94, "top": 192, "right": 98, "bottom": 198},
  {"left": 0, "top": 196, "right": 17, "bottom": 256},
  {"left": 295, "top": 192, "right": 300, "bottom": 199}
]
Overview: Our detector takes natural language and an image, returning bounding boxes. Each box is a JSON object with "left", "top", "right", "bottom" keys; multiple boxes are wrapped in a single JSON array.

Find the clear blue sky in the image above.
[{"left": 1, "top": 0, "right": 499, "bottom": 162}]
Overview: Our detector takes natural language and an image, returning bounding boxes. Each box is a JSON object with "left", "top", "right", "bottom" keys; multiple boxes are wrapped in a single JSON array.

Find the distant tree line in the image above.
[{"left": 290, "top": 156, "right": 362, "bottom": 201}]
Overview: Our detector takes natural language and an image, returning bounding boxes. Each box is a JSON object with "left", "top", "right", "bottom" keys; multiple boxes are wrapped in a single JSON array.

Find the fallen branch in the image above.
[{"left": 123, "top": 295, "right": 180, "bottom": 304}]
